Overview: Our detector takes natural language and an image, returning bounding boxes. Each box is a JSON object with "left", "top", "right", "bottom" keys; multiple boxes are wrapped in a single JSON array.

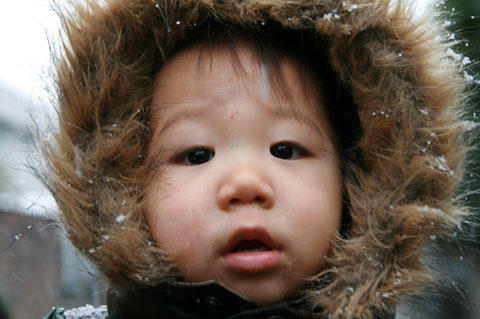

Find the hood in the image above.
[{"left": 37, "top": 0, "right": 472, "bottom": 318}]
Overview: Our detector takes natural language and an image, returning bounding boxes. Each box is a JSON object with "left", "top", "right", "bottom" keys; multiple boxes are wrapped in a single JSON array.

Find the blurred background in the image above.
[
  {"left": 0, "top": 0, "right": 478, "bottom": 318},
  {"left": 0, "top": 1, "right": 109, "bottom": 318}
]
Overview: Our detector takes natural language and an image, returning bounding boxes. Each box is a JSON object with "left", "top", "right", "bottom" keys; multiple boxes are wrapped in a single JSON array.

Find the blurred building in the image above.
[
  {"left": 1, "top": 210, "right": 60, "bottom": 318},
  {"left": 0, "top": 84, "right": 106, "bottom": 319}
]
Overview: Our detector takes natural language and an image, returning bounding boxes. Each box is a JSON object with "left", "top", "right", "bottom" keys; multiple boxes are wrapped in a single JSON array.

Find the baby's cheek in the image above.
[
  {"left": 147, "top": 197, "right": 189, "bottom": 248},
  {"left": 152, "top": 208, "right": 213, "bottom": 282},
  {"left": 284, "top": 191, "right": 340, "bottom": 274},
  {"left": 151, "top": 200, "right": 214, "bottom": 270}
]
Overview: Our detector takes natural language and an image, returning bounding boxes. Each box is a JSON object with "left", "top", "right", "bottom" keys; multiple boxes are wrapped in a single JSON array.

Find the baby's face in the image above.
[{"left": 146, "top": 42, "right": 342, "bottom": 306}]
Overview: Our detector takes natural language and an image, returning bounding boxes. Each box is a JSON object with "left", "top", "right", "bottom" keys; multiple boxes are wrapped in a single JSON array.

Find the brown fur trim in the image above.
[{"left": 36, "top": 0, "right": 472, "bottom": 318}]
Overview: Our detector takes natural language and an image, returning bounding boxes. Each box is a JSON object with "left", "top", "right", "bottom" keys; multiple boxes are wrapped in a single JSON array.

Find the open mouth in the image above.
[
  {"left": 230, "top": 239, "right": 272, "bottom": 253},
  {"left": 223, "top": 227, "right": 282, "bottom": 273}
]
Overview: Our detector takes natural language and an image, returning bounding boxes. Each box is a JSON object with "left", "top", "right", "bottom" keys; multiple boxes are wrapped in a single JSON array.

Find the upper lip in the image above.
[{"left": 223, "top": 226, "right": 280, "bottom": 254}]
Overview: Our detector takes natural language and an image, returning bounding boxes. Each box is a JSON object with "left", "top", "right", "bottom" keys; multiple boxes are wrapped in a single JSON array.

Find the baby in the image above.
[
  {"left": 40, "top": 1, "right": 471, "bottom": 318},
  {"left": 145, "top": 34, "right": 343, "bottom": 306}
]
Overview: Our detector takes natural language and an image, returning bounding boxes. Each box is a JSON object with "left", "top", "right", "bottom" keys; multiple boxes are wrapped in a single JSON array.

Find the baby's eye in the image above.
[
  {"left": 270, "top": 142, "right": 310, "bottom": 160},
  {"left": 174, "top": 147, "right": 214, "bottom": 165}
]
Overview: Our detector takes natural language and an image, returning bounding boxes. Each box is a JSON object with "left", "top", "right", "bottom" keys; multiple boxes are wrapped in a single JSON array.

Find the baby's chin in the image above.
[
  {"left": 241, "top": 288, "right": 293, "bottom": 306},
  {"left": 231, "top": 280, "right": 304, "bottom": 306}
]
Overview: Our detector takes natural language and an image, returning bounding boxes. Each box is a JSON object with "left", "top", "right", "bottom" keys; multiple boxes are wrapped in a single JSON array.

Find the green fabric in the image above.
[
  {"left": 42, "top": 308, "right": 66, "bottom": 319},
  {"left": 107, "top": 310, "right": 120, "bottom": 319}
]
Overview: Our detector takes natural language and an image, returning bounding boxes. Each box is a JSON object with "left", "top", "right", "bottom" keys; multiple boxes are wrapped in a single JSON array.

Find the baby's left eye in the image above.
[
  {"left": 270, "top": 142, "right": 310, "bottom": 160},
  {"left": 173, "top": 147, "right": 215, "bottom": 165}
]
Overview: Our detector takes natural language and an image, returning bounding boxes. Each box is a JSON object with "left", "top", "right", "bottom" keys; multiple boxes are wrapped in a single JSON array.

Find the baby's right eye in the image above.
[{"left": 173, "top": 147, "right": 215, "bottom": 165}]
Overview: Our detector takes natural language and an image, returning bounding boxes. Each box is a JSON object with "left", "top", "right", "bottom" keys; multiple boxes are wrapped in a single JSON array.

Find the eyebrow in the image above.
[
  {"left": 153, "top": 101, "right": 326, "bottom": 139},
  {"left": 153, "top": 102, "right": 218, "bottom": 138},
  {"left": 264, "top": 104, "right": 327, "bottom": 138}
]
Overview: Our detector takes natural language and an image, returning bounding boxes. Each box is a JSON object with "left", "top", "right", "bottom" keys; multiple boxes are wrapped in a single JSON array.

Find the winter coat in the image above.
[
  {"left": 38, "top": 0, "right": 472, "bottom": 318},
  {"left": 45, "top": 281, "right": 394, "bottom": 318},
  {"left": 106, "top": 281, "right": 314, "bottom": 319}
]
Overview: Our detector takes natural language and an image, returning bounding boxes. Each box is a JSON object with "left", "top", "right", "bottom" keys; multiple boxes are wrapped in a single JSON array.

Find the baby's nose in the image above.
[{"left": 216, "top": 167, "right": 274, "bottom": 211}]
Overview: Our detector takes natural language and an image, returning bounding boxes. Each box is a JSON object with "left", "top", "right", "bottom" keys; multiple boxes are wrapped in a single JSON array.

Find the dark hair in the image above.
[
  {"left": 169, "top": 20, "right": 361, "bottom": 158},
  {"left": 164, "top": 19, "right": 360, "bottom": 235}
]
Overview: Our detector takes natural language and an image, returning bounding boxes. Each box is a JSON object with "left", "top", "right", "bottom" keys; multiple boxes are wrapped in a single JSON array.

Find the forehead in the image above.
[{"left": 151, "top": 41, "right": 328, "bottom": 135}]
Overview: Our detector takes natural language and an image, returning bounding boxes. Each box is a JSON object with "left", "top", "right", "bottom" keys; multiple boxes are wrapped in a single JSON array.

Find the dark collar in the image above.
[{"left": 107, "top": 280, "right": 314, "bottom": 319}]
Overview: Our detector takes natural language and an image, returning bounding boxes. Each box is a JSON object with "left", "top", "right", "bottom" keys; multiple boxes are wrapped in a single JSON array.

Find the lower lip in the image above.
[{"left": 223, "top": 250, "right": 282, "bottom": 273}]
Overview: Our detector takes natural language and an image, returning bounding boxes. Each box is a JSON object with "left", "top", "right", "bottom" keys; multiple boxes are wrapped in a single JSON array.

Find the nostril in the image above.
[
  {"left": 253, "top": 196, "right": 265, "bottom": 204},
  {"left": 230, "top": 198, "right": 242, "bottom": 209},
  {"left": 217, "top": 170, "right": 274, "bottom": 210},
  {"left": 228, "top": 196, "right": 267, "bottom": 209}
]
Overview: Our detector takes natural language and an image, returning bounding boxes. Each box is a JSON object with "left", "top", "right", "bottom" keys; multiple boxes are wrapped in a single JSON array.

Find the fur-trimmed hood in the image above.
[{"left": 38, "top": 0, "right": 471, "bottom": 318}]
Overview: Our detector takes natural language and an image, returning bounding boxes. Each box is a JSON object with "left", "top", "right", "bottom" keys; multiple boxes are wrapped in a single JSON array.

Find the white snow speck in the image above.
[
  {"left": 64, "top": 305, "right": 108, "bottom": 319},
  {"left": 463, "top": 71, "right": 475, "bottom": 82},
  {"left": 74, "top": 147, "right": 82, "bottom": 177},
  {"left": 416, "top": 205, "right": 445, "bottom": 216},
  {"left": 347, "top": 4, "right": 359, "bottom": 12},
  {"left": 462, "top": 56, "right": 472, "bottom": 66},
  {"left": 116, "top": 214, "right": 127, "bottom": 223},
  {"left": 446, "top": 48, "right": 462, "bottom": 61},
  {"left": 323, "top": 13, "right": 333, "bottom": 21},
  {"left": 420, "top": 108, "right": 429, "bottom": 115}
]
